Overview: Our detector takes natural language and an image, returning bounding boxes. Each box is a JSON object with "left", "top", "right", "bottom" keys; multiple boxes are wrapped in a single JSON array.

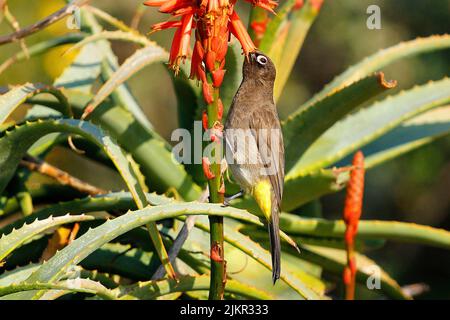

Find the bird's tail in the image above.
[
  {"left": 268, "top": 210, "right": 281, "bottom": 284},
  {"left": 253, "top": 180, "right": 282, "bottom": 283}
]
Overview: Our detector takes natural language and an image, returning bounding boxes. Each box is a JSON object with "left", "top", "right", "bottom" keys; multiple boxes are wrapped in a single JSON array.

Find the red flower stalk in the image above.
[{"left": 342, "top": 151, "right": 365, "bottom": 300}]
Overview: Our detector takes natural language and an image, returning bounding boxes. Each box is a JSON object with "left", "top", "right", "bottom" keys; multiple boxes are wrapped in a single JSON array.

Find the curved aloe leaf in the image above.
[
  {"left": 0, "top": 264, "right": 40, "bottom": 287},
  {"left": 279, "top": 214, "right": 450, "bottom": 249},
  {"left": 240, "top": 226, "right": 385, "bottom": 251},
  {"left": 299, "top": 245, "right": 410, "bottom": 300},
  {"left": 259, "top": 0, "right": 296, "bottom": 54},
  {"left": 282, "top": 169, "right": 346, "bottom": 211},
  {"left": 289, "top": 77, "right": 450, "bottom": 176},
  {"left": 85, "top": 5, "right": 136, "bottom": 33},
  {"left": 283, "top": 107, "right": 450, "bottom": 210},
  {"left": 33, "top": 92, "right": 203, "bottom": 200},
  {"left": 302, "top": 34, "right": 450, "bottom": 109},
  {"left": 283, "top": 72, "right": 397, "bottom": 171},
  {"left": 360, "top": 105, "right": 450, "bottom": 168},
  {"left": 0, "top": 278, "right": 117, "bottom": 300},
  {"left": 0, "top": 83, "right": 71, "bottom": 124},
  {"left": 118, "top": 275, "right": 275, "bottom": 300},
  {"left": 81, "top": 243, "right": 158, "bottom": 281},
  {"left": 273, "top": 0, "right": 323, "bottom": 100},
  {"left": 17, "top": 202, "right": 314, "bottom": 299},
  {"left": 0, "top": 192, "right": 173, "bottom": 235},
  {"left": 0, "top": 214, "right": 94, "bottom": 261},
  {"left": 82, "top": 9, "right": 156, "bottom": 131},
  {"left": 82, "top": 44, "right": 168, "bottom": 119},
  {"left": 55, "top": 43, "right": 104, "bottom": 93},
  {"left": 0, "top": 119, "right": 143, "bottom": 203},
  {"left": 0, "top": 119, "right": 173, "bottom": 276},
  {"left": 195, "top": 219, "right": 323, "bottom": 299}
]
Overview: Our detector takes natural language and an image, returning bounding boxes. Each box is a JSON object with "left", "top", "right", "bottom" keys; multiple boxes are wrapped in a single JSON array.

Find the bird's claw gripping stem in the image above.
[{"left": 222, "top": 190, "right": 244, "bottom": 207}]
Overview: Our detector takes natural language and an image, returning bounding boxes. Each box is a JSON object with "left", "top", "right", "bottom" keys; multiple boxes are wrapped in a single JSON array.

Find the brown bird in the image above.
[{"left": 224, "top": 51, "right": 284, "bottom": 283}]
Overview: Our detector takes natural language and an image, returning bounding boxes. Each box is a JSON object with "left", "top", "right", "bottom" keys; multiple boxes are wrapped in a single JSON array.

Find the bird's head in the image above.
[{"left": 243, "top": 51, "right": 276, "bottom": 84}]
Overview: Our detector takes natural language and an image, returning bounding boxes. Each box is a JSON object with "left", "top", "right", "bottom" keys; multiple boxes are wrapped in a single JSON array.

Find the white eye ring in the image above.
[{"left": 256, "top": 55, "right": 268, "bottom": 65}]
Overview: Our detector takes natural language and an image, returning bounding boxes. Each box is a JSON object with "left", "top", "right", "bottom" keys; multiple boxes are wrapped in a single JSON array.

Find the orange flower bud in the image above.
[
  {"left": 212, "top": 69, "right": 226, "bottom": 87},
  {"left": 205, "top": 51, "right": 217, "bottom": 72},
  {"left": 202, "top": 111, "right": 209, "bottom": 130},
  {"left": 143, "top": 0, "right": 167, "bottom": 7},
  {"left": 293, "top": 0, "right": 304, "bottom": 10},
  {"left": 202, "top": 157, "right": 215, "bottom": 179},
  {"left": 202, "top": 82, "right": 214, "bottom": 104},
  {"left": 217, "top": 98, "right": 224, "bottom": 120},
  {"left": 152, "top": 20, "right": 182, "bottom": 31}
]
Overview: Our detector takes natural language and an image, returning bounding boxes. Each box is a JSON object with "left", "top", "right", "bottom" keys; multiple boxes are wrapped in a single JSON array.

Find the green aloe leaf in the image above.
[
  {"left": 283, "top": 72, "right": 397, "bottom": 171},
  {"left": 16, "top": 202, "right": 316, "bottom": 299},
  {"left": 117, "top": 275, "right": 275, "bottom": 300},
  {"left": 302, "top": 34, "right": 450, "bottom": 109},
  {"left": 279, "top": 214, "right": 450, "bottom": 250},
  {"left": 360, "top": 105, "right": 450, "bottom": 168},
  {"left": 259, "top": 0, "right": 296, "bottom": 54},
  {"left": 0, "top": 264, "right": 40, "bottom": 287},
  {"left": 0, "top": 83, "right": 71, "bottom": 124},
  {"left": 0, "top": 192, "right": 173, "bottom": 235},
  {"left": 82, "top": 44, "right": 168, "bottom": 119},
  {"left": 191, "top": 218, "right": 323, "bottom": 299},
  {"left": 82, "top": 9, "right": 156, "bottom": 131},
  {"left": 298, "top": 245, "right": 410, "bottom": 300},
  {"left": 0, "top": 119, "right": 143, "bottom": 203},
  {"left": 241, "top": 226, "right": 385, "bottom": 252},
  {"left": 282, "top": 169, "right": 346, "bottom": 211},
  {"left": 0, "top": 119, "right": 174, "bottom": 277},
  {"left": 273, "top": 0, "right": 323, "bottom": 100},
  {"left": 0, "top": 214, "right": 94, "bottom": 261},
  {"left": 282, "top": 106, "right": 450, "bottom": 211},
  {"left": 32, "top": 91, "right": 203, "bottom": 200},
  {"left": 289, "top": 77, "right": 450, "bottom": 177},
  {"left": 0, "top": 278, "right": 117, "bottom": 300}
]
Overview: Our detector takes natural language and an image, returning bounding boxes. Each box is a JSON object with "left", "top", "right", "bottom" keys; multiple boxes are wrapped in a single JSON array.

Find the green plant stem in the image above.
[{"left": 206, "top": 83, "right": 226, "bottom": 300}]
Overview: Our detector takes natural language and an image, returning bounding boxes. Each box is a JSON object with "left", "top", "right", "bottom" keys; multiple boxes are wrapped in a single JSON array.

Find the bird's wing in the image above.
[{"left": 248, "top": 108, "right": 285, "bottom": 210}]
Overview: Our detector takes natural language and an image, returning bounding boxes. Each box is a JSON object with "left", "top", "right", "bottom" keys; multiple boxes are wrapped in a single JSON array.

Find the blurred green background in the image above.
[{"left": 0, "top": 0, "right": 449, "bottom": 298}]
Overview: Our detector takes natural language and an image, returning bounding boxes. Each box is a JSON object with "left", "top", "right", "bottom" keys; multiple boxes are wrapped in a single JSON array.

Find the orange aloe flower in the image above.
[{"left": 144, "top": 0, "right": 278, "bottom": 80}]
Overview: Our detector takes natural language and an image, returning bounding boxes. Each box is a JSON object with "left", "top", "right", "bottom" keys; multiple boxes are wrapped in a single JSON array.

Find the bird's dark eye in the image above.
[{"left": 256, "top": 55, "right": 268, "bottom": 66}]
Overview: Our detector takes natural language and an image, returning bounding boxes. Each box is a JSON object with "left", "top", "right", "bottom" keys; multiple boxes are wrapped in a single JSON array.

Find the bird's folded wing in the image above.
[{"left": 248, "top": 108, "right": 285, "bottom": 210}]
